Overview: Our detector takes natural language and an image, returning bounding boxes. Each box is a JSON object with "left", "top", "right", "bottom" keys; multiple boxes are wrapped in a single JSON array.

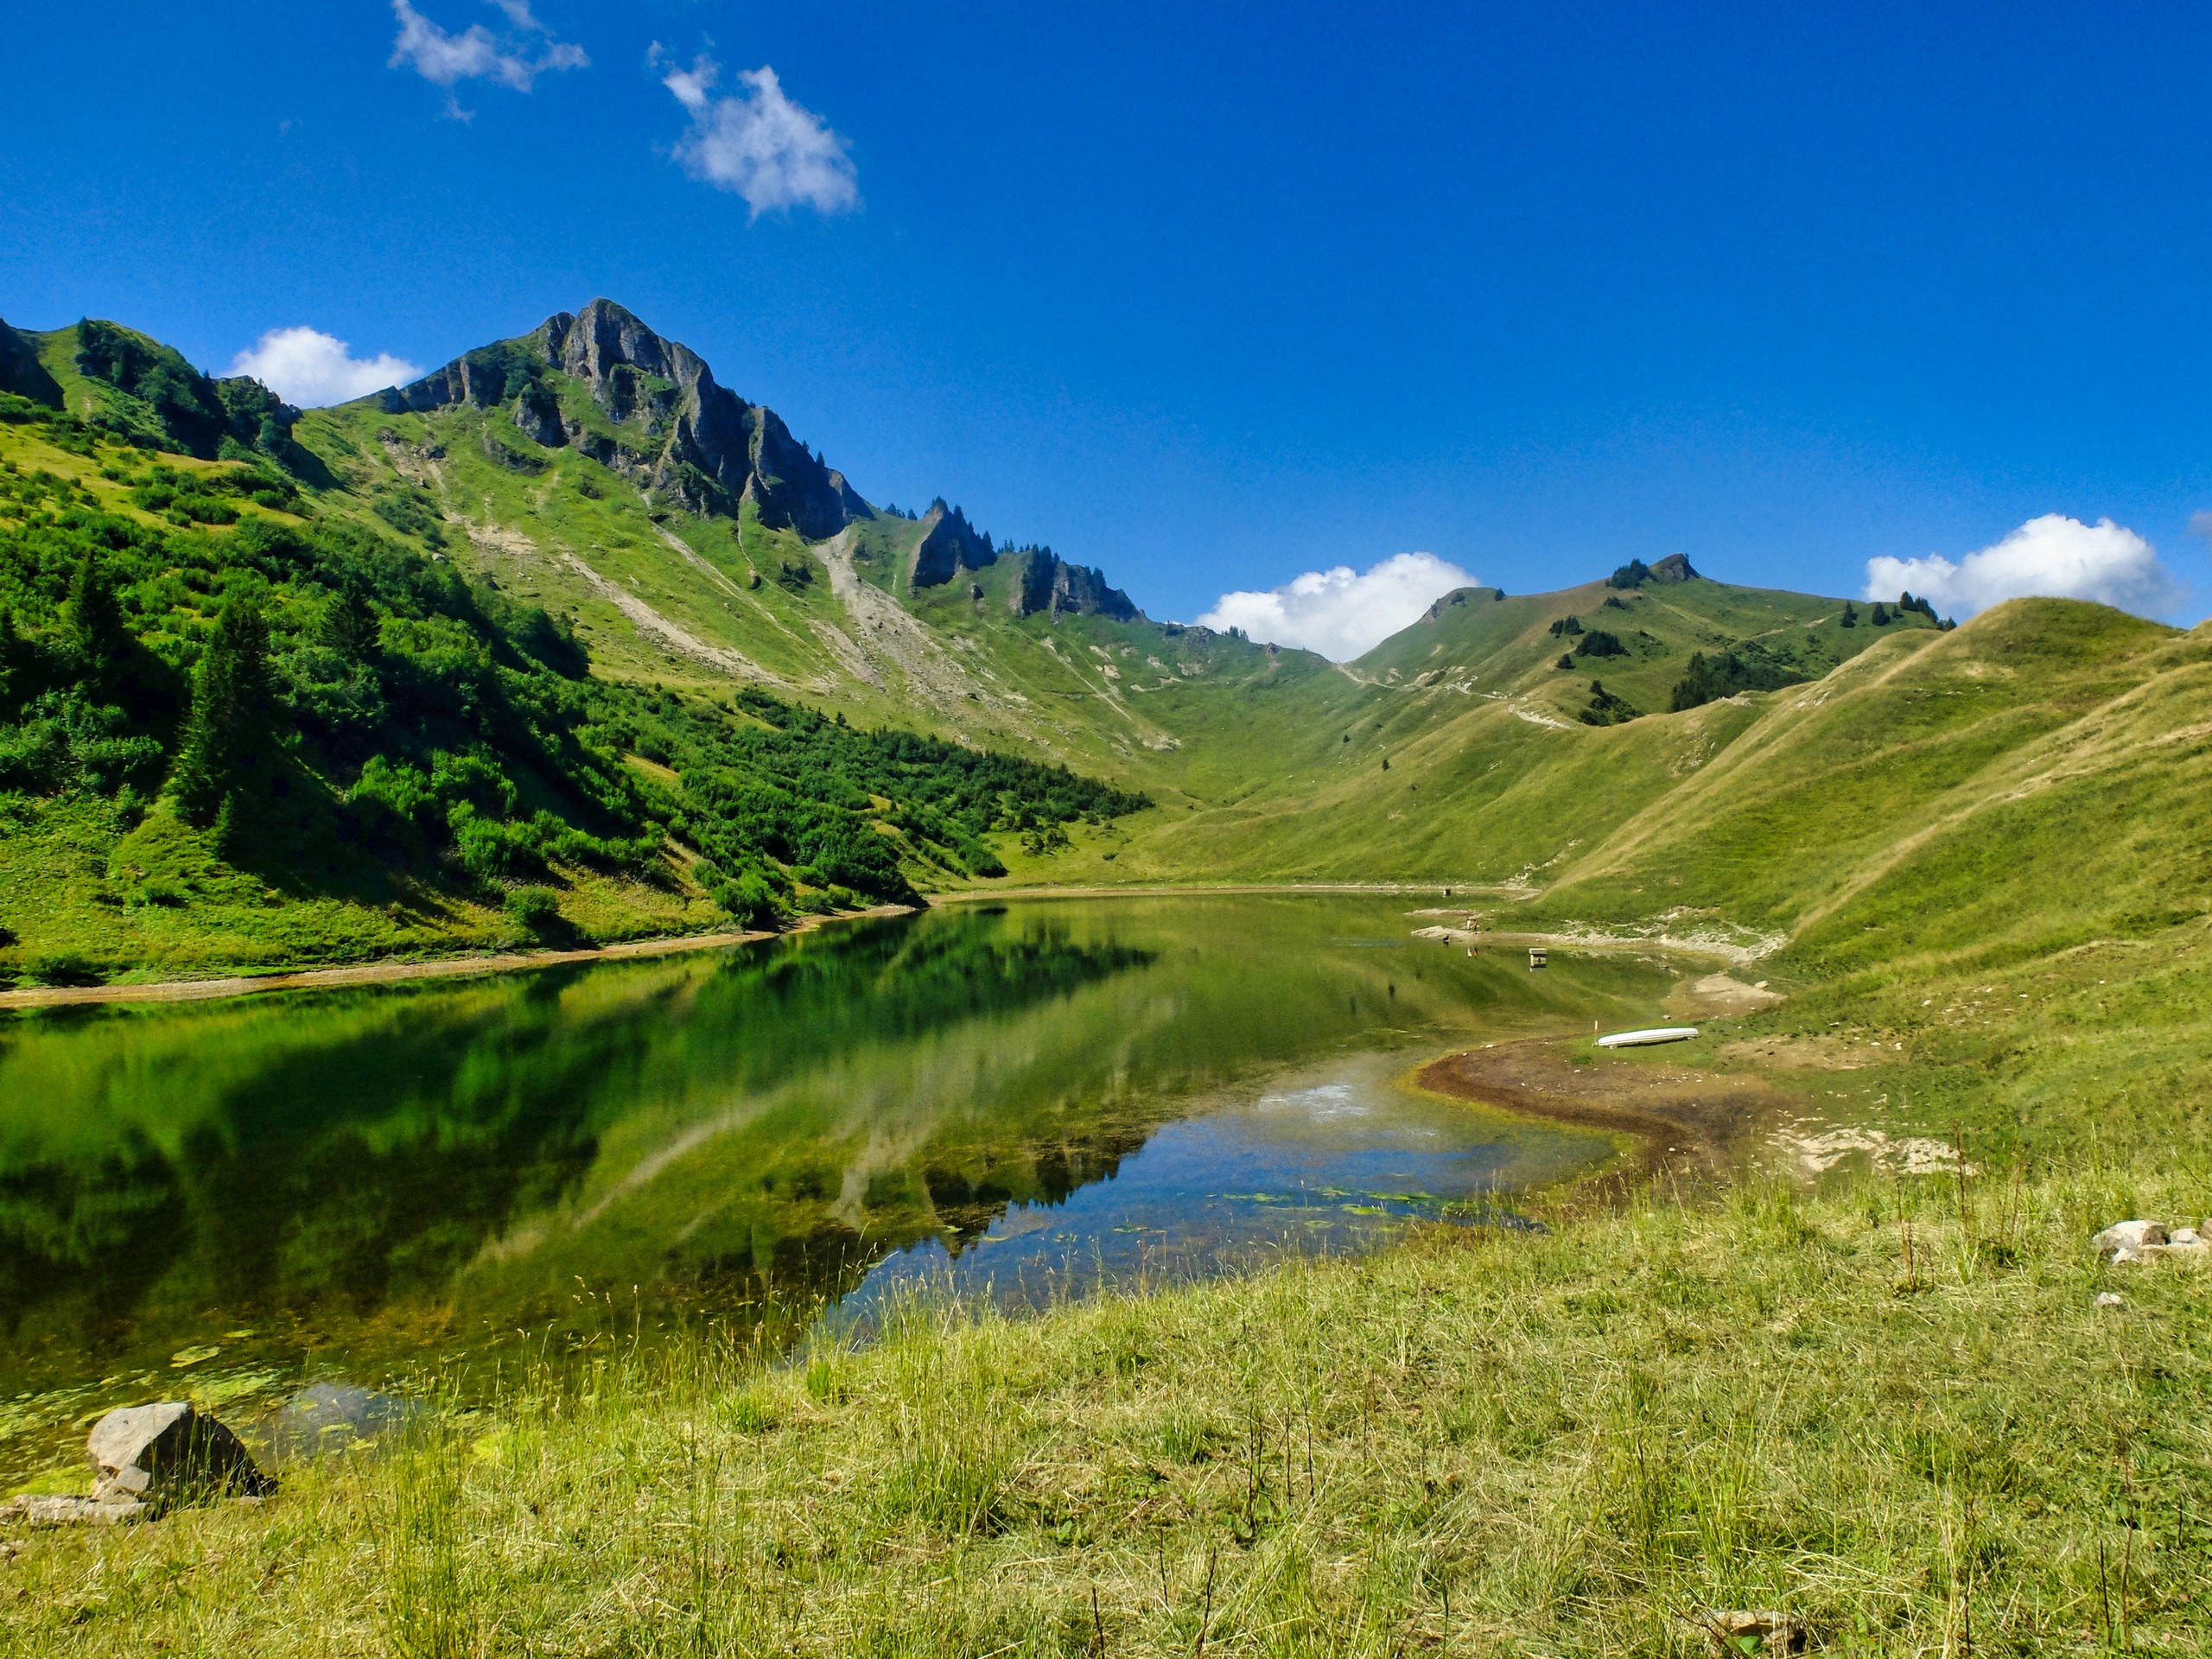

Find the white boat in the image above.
[{"left": 1595, "top": 1026, "right": 1699, "bottom": 1049}]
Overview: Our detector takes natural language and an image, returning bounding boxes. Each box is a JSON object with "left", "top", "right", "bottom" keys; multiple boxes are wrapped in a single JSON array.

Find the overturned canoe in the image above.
[{"left": 1595, "top": 1026, "right": 1699, "bottom": 1049}]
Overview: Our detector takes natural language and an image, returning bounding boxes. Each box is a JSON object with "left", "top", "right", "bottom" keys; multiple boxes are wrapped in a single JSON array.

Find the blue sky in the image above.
[{"left": 5, "top": 1, "right": 2210, "bottom": 639}]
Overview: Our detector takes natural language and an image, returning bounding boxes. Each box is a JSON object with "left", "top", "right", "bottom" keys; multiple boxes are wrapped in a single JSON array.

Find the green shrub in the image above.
[
  {"left": 1669, "top": 648, "right": 1812, "bottom": 712},
  {"left": 23, "top": 950, "right": 103, "bottom": 987},
  {"left": 502, "top": 886, "right": 563, "bottom": 936},
  {"left": 711, "top": 872, "right": 785, "bottom": 931},
  {"left": 1020, "top": 823, "right": 1071, "bottom": 857},
  {"left": 1578, "top": 680, "right": 1640, "bottom": 727}
]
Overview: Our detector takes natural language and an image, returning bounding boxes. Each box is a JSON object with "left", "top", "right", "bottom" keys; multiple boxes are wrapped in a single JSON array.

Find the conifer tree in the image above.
[
  {"left": 67, "top": 549, "right": 130, "bottom": 677},
  {"left": 169, "top": 594, "right": 272, "bottom": 827},
  {"left": 319, "top": 581, "right": 380, "bottom": 659}
]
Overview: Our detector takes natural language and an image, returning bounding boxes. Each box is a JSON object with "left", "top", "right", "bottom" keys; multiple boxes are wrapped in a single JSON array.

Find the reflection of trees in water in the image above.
[
  {"left": 0, "top": 912, "right": 1153, "bottom": 1393},
  {"left": 665, "top": 1113, "right": 1156, "bottom": 1331},
  {"left": 919, "top": 1127, "right": 1152, "bottom": 1255}
]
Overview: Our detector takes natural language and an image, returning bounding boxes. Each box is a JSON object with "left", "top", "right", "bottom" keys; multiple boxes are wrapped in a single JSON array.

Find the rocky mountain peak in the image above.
[
  {"left": 368, "top": 300, "right": 1149, "bottom": 615},
  {"left": 383, "top": 299, "right": 868, "bottom": 540},
  {"left": 909, "top": 499, "right": 996, "bottom": 588},
  {"left": 536, "top": 300, "right": 705, "bottom": 416}
]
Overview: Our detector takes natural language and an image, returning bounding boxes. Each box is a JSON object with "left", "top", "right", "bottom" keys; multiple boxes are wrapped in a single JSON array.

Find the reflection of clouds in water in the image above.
[
  {"left": 1257, "top": 1082, "right": 1368, "bottom": 1121},
  {"left": 1255, "top": 1079, "right": 1446, "bottom": 1140}
]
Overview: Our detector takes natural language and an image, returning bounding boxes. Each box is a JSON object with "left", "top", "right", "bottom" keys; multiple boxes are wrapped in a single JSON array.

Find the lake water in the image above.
[{"left": 0, "top": 893, "right": 1678, "bottom": 1482}]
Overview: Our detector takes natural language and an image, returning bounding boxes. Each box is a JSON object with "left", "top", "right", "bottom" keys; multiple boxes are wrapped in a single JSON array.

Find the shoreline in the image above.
[
  {"left": 0, "top": 880, "right": 1770, "bottom": 1014},
  {"left": 934, "top": 883, "right": 1775, "bottom": 964},
  {"left": 0, "top": 906, "right": 917, "bottom": 1013},
  {"left": 931, "top": 880, "right": 1516, "bottom": 902}
]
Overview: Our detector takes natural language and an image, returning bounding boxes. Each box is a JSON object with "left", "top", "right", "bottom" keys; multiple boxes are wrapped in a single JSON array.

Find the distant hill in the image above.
[
  {"left": 1, "top": 296, "right": 2200, "bottom": 987},
  {"left": 0, "top": 316, "right": 326, "bottom": 480}
]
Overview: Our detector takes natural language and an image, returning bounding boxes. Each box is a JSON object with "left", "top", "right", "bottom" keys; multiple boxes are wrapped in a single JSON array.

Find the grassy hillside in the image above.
[
  {"left": 0, "top": 365, "right": 1150, "bottom": 982},
  {"left": 5, "top": 299, "right": 2202, "bottom": 991}
]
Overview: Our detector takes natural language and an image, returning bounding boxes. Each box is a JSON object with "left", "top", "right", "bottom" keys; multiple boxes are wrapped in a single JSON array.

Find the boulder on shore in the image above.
[
  {"left": 3, "top": 1402, "right": 271, "bottom": 1527},
  {"left": 87, "top": 1402, "right": 272, "bottom": 1507}
]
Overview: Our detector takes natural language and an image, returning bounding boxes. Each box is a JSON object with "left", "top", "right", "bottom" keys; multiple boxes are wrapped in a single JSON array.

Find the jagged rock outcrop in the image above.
[
  {"left": 512, "top": 382, "right": 565, "bottom": 447},
  {"left": 371, "top": 300, "right": 1160, "bottom": 612},
  {"left": 382, "top": 299, "right": 872, "bottom": 539},
  {"left": 1649, "top": 552, "right": 1699, "bottom": 582},
  {"left": 908, "top": 499, "right": 996, "bottom": 588},
  {"left": 1007, "top": 547, "right": 1138, "bottom": 621}
]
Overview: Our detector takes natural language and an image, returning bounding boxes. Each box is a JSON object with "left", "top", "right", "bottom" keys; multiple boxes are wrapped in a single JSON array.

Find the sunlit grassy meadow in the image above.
[{"left": 5, "top": 1156, "right": 2205, "bottom": 1656}]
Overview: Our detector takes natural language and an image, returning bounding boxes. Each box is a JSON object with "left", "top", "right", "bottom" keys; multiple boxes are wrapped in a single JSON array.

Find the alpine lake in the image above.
[{"left": 0, "top": 893, "right": 1688, "bottom": 1485}]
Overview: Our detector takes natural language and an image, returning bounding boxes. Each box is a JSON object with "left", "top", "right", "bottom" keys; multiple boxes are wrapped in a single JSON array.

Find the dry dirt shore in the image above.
[
  {"left": 1415, "top": 1038, "right": 1794, "bottom": 1196},
  {"left": 0, "top": 906, "right": 917, "bottom": 1013}
]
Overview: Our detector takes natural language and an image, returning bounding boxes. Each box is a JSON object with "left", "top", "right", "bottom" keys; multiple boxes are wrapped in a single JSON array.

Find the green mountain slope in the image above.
[
  {"left": 1105, "top": 596, "right": 2211, "bottom": 980},
  {"left": 0, "top": 315, "right": 1157, "bottom": 981},
  {"left": 5, "top": 317, "right": 325, "bottom": 479},
  {"left": 2, "top": 296, "right": 2201, "bottom": 989},
  {"left": 289, "top": 302, "right": 1929, "bottom": 768}
]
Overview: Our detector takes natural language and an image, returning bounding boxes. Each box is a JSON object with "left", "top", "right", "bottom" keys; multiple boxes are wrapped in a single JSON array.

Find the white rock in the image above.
[
  {"left": 2093, "top": 1220, "right": 2167, "bottom": 1259},
  {"left": 2, "top": 1493, "right": 144, "bottom": 1526},
  {"left": 2096, "top": 1292, "right": 2125, "bottom": 1308}
]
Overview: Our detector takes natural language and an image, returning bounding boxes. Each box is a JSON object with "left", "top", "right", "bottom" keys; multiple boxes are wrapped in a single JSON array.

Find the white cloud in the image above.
[
  {"left": 1198, "top": 551, "right": 1478, "bottom": 662},
  {"left": 227, "top": 328, "right": 423, "bottom": 408},
  {"left": 1864, "top": 513, "right": 2180, "bottom": 620},
  {"left": 661, "top": 55, "right": 859, "bottom": 217},
  {"left": 389, "top": 0, "right": 586, "bottom": 106}
]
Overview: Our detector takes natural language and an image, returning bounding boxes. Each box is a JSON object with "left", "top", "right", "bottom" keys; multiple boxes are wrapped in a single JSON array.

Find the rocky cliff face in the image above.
[
  {"left": 383, "top": 299, "right": 870, "bottom": 539},
  {"left": 1007, "top": 547, "right": 1138, "bottom": 621},
  {"left": 908, "top": 499, "right": 996, "bottom": 588}
]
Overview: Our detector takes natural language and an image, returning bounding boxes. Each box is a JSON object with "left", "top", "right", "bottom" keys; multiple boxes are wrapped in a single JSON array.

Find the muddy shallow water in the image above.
[{"left": 0, "top": 893, "right": 1689, "bottom": 1481}]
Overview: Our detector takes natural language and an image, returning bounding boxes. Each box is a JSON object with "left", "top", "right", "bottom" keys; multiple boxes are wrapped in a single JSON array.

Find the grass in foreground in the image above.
[{"left": 5, "top": 1162, "right": 2208, "bottom": 1656}]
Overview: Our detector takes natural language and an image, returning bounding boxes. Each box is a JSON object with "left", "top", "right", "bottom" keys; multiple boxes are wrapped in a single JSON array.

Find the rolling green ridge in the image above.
[{"left": 1, "top": 298, "right": 2203, "bottom": 992}]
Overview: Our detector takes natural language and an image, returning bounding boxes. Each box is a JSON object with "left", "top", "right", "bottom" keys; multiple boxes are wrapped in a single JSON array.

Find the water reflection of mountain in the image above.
[
  {"left": 0, "top": 894, "right": 1668, "bottom": 1482},
  {"left": 0, "top": 912, "right": 1154, "bottom": 1396}
]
